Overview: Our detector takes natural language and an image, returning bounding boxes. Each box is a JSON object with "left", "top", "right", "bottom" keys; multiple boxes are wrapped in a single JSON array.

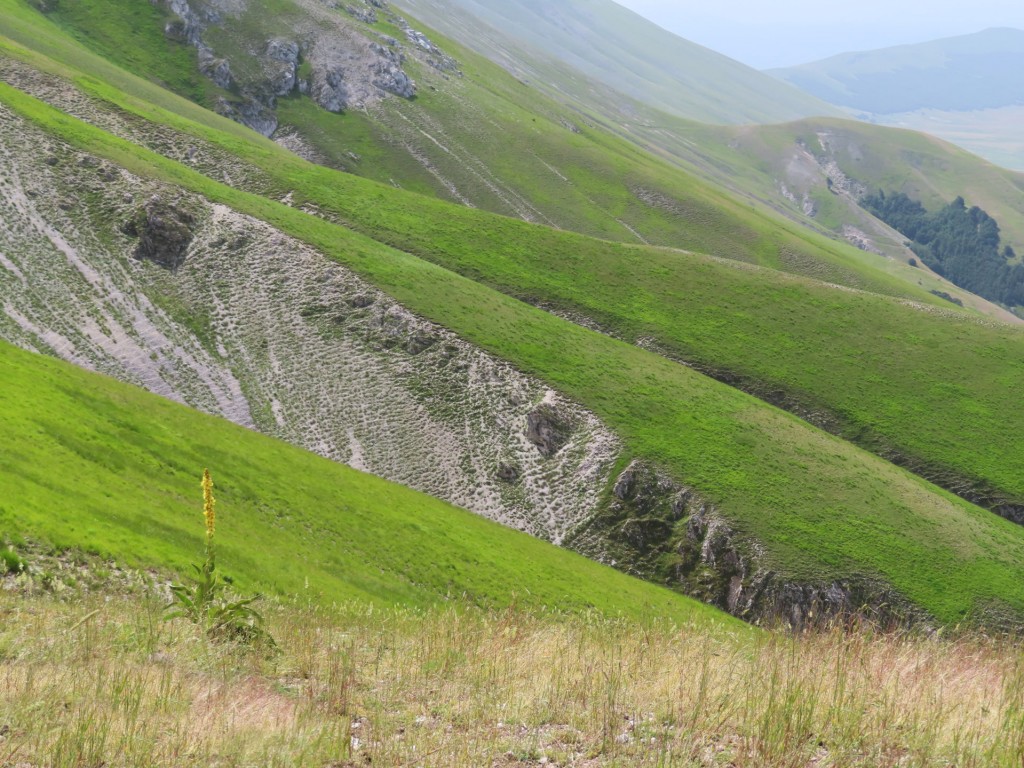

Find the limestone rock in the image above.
[
  {"left": 125, "top": 196, "right": 196, "bottom": 270},
  {"left": 526, "top": 405, "right": 572, "bottom": 457},
  {"left": 198, "top": 46, "right": 233, "bottom": 89}
]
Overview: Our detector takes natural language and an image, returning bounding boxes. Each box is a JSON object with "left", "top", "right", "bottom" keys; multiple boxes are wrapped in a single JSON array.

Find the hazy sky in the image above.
[{"left": 613, "top": 0, "right": 1024, "bottom": 69}]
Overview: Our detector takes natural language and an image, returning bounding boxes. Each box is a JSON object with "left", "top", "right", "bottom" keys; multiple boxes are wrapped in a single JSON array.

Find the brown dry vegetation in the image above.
[{"left": 3, "top": 577, "right": 1024, "bottom": 768}]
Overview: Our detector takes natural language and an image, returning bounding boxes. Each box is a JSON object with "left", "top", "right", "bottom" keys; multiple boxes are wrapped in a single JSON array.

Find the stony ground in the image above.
[{"left": 0, "top": 93, "right": 620, "bottom": 542}]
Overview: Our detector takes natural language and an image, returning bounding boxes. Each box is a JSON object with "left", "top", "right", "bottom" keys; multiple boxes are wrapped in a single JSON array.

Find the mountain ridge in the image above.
[{"left": 392, "top": 0, "right": 841, "bottom": 125}]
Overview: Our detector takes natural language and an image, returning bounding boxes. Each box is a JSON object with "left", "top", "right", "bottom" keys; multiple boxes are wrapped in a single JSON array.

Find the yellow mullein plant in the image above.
[{"left": 165, "top": 469, "right": 276, "bottom": 650}]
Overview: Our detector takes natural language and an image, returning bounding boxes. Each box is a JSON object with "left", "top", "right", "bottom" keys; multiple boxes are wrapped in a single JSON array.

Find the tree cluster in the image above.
[{"left": 863, "top": 191, "right": 1024, "bottom": 308}]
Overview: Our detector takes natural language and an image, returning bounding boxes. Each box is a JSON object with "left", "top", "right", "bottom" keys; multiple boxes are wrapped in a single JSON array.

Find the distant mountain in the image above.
[
  {"left": 770, "top": 28, "right": 1024, "bottom": 114},
  {"left": 391, "top": 0, "right": 840, "bottom": 124}
]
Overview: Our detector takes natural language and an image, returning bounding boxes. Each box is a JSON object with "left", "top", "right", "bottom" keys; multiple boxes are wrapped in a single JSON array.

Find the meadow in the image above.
[
  {"left": 3, "top": 0, "right": 1024, "bottom": 625},
  {"left": 3, "top": 575, "right": 1024, "bottom": 767}
]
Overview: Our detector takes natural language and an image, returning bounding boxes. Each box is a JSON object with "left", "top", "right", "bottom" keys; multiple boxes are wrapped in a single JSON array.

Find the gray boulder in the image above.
[
  {"left": 312, "top": 68, "right": 350, "bottom": 112},
  {"left": 124, "top": 196, "right": 196, "bottom": 271},
  {"left": 198, "top": 45, "right": 233, "bottom": 89}
]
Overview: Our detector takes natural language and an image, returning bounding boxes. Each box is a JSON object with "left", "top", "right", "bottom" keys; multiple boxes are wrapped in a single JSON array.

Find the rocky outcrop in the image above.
[
  {"left": 570, "top": 459, "right": 923, "bottom": 628},
  {"left": 214, "top": 97, "right": 279, "bottom": 136},
  {"left": 343, "top": 3, "right": 377, "bottom": 24},
  {"left": 198, "top": 46, "right": 233, "bottom": 89},
  {"left": 265, "top": 39, "right": 300, "bottom": 96},
  {"left": 153, "top": 0, "right": 424, "bottom": 132},
  {"left": 526, "top": 403, "right": 574, "bottom": 456},
  {"left": 124, "top": 196, "right": 196, "bottom": 270}
]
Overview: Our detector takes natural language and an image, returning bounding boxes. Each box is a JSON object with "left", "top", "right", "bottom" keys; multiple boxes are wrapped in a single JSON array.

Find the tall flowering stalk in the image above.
[
  {"left": 166, "top": 469, "right": 275, "bottom": 649},
  {"left": 201, "top": 468, "right": 216, "bottom": 574}
]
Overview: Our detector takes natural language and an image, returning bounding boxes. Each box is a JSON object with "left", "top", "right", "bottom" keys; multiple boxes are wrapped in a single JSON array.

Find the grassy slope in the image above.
[
  {"left": 6, "top": 79, "right": 1024, "bottom": 626},
  {"left": 0, "top": 339, "right": 726, "bottom": 624},
  {"left": 10, "top": 0, "right": 943, "bottom": 300},
  {"left": 5, "top": 22, "right": 1021, "bottom": 518},
  {"left": 382, "top": 0, "right": 1024, "bottom": 297},
  {"left": 392, "top": 0, "right": 841, "bottom": 125},
  {"left": 698, "top": 118, "right": 1024, "bottom": 257}
]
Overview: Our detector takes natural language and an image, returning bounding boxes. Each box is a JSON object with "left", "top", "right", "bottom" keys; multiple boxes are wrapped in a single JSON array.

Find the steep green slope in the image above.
[
  {"left": 4, "top": 25, "right": 1021, "bottom": 526},
  {"left": 7, "top": 0, "right": 919, "bottom": 298},
  {"left": 770, "top": 28, "right": 1024, "bottom": 114},
  {"left": 392, "top": 0, "right": 840, "bottom": 125},
  {"left": 378, "top": 0, "right": 1024, "bottom": 313},
  {"left": 0, "top": 339, "right": 725, "bottom": 624},
  {"left": 7, "top": 78, "right": 1024, "bottom": 626}
]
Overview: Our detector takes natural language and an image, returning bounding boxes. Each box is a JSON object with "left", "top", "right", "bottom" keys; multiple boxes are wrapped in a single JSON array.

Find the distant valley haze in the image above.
[{"left": 611, "top": 0, "right": 1024, "bottom": 68}]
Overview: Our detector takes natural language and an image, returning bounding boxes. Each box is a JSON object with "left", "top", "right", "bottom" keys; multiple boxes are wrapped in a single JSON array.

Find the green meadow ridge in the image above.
[
  {"left": 0, "top": 339, "right": 729, "bottom": 626},
  {"left": 2, "top": 0, "right": 1024, "bottom": 626},
  {"left": 4, "top": 78, "right": 1024, "bottom": 628},
  {"left": 13, "top": 0, "right": 972, "bottom": 304}
]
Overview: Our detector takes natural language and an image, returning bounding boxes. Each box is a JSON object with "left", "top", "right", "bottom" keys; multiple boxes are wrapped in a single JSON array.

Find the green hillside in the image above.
[
  {"left": 0, "top": 339, "right": 726, "bottom": 624},
  {"left": 5, "top": 74, "right": 1024, "bottom": 626},
  {"left": 7, "top": 0, "right": 920, "bottom": 298},
  {"left": 392, "top": 0, "right": 840, "bottom": 125},
  {"left": 4, "top": 16, "right": 1021, "bottom": 525},
  {"left": 4, "top": 0, "right": 1024, "bottom": 627},
  {"left": 687, "top": 118, "right": 1024, "bottom": 267}
]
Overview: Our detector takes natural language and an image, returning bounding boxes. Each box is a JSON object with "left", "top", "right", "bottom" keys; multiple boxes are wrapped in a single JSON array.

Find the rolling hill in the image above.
[
  {"left": 392, "top": 0, "right": 841, "bottom": 125},
  {"left": 2, "top": 0, "right": 1024, "bottom": 630},
  {"left": 770, "top": 28, "right": 1024, "bottom": 171},
  {"left": 769, "top": 28, "right": 1024, "bottom": 115}
]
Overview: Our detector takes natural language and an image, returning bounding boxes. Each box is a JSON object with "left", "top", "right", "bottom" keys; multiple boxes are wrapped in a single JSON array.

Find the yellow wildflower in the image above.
[{"left": 202, "top": 468, "right": 215, "bottom": 540}]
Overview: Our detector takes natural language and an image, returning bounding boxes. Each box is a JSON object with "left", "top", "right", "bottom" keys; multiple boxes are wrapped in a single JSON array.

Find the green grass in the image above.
[
  {"left": 0, "top": 0, "right": 951, "bottom": 302},
  {"left": 0, "top": 339, "right": 729, "bottom": 625},
  {"left": 45, "top": 0, "right": 213, "bottom": 104},
  {"left": 6, "top": 80, "right": 1024, "bottom": 626},
  {"left": 8, "top": 20, "right": 1018, "bottom": 521}
]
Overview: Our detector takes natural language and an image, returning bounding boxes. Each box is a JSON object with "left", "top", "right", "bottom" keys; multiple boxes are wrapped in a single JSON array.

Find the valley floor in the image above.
[{"left": 2, "top": 566, "right": 1023, "bottom": 767}]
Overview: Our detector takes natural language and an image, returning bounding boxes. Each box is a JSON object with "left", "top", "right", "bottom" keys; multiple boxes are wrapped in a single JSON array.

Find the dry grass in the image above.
[{"left": 2, "top": 584, "right": 1024, "bottom": 767}]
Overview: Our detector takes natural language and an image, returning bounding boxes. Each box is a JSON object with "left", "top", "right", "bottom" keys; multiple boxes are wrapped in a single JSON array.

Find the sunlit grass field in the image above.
[{"left": 3, "top": 576, "right": 1023, "bottom": 767}]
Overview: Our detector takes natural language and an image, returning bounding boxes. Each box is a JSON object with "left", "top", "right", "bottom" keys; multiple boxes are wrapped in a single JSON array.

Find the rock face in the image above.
[
  {"left": 265, "top": 39, "right": 300, "bottom": 96},
  {"left": 198, "top": 46, "right": 233, "bottom": 89},
  {"left": 526, "top": 403, "right": 573, "bottom": 457},
  {"left": 154, "top": 0, "right": 427, "bottom": 132},
  {"left": 214, "top": 97, "right": 279, "bottom": 137},
  {"left": 571, "top": 459, "right": 922, "bottom": 627},
  {"left": 125, "top": 196, "right": 196, "bottom": 270}
]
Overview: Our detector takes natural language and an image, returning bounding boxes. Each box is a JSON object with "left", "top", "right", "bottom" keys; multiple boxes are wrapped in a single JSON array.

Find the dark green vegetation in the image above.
[
  {"left": 770, "top": 28, "right": 1024, "bottom": 115},
  {"left": 3, "top": 0, "right": 1024, "bottom": 626},
  {"left": 865, "top": 192, "right": 1024, "bottom": 309},
  {"left": 0, "top": 339, "right": 727, "bottom": 624}
]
